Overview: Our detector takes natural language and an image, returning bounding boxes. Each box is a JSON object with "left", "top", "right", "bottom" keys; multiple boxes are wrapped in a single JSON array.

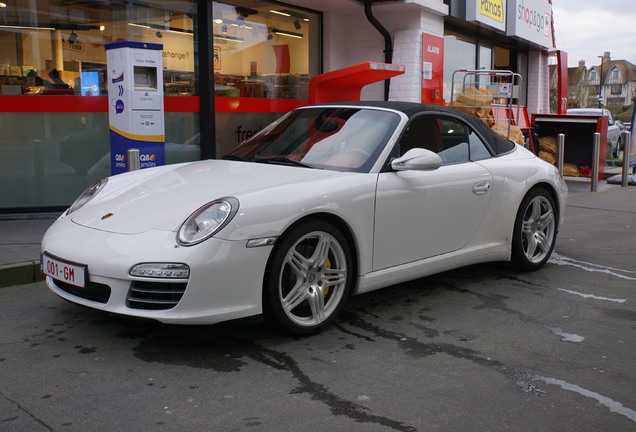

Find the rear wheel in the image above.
[
  {"left": 511, "top": 188, "right": 557, "bottom": 271},
  {"left": 264, "top": 221, "right": 354, "bottom": 335}
]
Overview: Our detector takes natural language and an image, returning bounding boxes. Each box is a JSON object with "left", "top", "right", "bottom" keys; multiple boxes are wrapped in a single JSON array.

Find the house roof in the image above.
[{"left": 588, "top": 60, "right": 636, "bottom": 84}]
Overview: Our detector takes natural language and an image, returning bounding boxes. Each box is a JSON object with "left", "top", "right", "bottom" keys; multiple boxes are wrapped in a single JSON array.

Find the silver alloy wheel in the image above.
[
  {"left": 278, "top": 230, "right": 348, "bottom": 327},
  {"left": 520, "top": 195, "right": 556, "bottom": 264}
]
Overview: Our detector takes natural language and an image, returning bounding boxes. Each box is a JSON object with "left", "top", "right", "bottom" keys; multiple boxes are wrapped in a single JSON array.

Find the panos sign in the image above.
[
  {"left": 467, "top": 0, "right": 507, "bottom": 32},
  {"left": 506, "top": 0, "right": 552, "bottom": 48}
]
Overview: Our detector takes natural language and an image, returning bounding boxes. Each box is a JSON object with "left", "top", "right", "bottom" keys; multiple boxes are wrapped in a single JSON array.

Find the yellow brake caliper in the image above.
[{"left": 324, "top": 258, "right": 331, "bottom": 297}]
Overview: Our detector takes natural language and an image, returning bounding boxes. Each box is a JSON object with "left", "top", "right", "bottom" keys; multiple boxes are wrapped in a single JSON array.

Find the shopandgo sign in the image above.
[
  {"left": 467, "top": 0, "right": 507, "bottom": 32},
  {"left": 506, "top": 0, "right": 552, "bottom": 48}
]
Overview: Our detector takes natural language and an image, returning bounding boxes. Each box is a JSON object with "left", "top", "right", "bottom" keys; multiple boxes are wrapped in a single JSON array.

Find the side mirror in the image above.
[{"left": 391, "top": 148, "right": 442, "bottom": 171}]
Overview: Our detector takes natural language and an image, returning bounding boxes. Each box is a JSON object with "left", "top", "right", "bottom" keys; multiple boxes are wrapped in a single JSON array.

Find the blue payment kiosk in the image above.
[{"left": 106, "top": 41, "right": 165, "bottom": 175}]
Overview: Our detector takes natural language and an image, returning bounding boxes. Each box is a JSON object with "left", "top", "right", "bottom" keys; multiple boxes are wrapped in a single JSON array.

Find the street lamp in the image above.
[{"left": 597, "top": 55, "right": 604, "bottom": 108}]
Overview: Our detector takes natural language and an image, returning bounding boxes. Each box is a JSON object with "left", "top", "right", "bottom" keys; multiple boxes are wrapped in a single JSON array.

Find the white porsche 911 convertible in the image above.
[{"left": 41, "top": 101, "right": 567, "bottom": 335}]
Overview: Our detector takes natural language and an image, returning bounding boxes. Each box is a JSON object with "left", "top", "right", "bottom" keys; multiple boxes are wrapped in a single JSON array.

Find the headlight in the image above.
[
  {"left": 177, "top": 197, "right": 239, "bottom": 246},
  {"left": 67, "top": 178, "right": 108, "bottom": 214}
]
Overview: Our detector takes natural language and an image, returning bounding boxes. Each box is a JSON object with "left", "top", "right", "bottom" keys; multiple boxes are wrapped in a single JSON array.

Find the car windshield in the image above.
[{"left": 223, "top": 107, "right": 401, "bottom": 172}]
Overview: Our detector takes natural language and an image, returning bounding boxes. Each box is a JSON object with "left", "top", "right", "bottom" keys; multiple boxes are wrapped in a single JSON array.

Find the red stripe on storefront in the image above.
[
  {"left": 214, "top": 97, "right": 306, "bottom": 113},
  {"left": 0, "top": 95, "right": 109, "bottom": 112},
  {"left": 166, "top": 96, "right": 199, "bottom": 112},
  {"left": 0, "top": 95, "right": 306, "bottom": 113}
]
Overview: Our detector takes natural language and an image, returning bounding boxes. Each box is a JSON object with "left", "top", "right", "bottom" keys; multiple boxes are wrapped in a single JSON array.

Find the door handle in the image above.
[{"left": 472, "top": 181, "right": 490, "bottom": 195}]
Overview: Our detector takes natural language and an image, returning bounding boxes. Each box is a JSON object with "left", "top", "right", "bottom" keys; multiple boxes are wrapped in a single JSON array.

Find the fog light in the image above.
[{"left": 130, "top": 263, "right": 190, "bottom": 279}]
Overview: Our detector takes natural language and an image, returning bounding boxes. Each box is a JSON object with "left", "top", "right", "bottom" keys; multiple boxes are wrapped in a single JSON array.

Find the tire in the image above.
[
  {"left": 510, "top": 188, "right": 557, "bottom": 271},
  {"left": 264, "top": 221, "right": 354, "bottom": 335}
]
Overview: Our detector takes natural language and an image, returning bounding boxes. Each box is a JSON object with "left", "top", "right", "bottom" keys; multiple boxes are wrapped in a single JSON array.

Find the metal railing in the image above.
[{"left": 556, "top": 131, "right": 635, "bottom": 190}]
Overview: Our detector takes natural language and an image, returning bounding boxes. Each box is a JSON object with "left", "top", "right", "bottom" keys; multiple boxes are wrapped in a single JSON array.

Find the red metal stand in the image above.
[{"left": 307, "top": 62, "right": 405, "bottom": 104}]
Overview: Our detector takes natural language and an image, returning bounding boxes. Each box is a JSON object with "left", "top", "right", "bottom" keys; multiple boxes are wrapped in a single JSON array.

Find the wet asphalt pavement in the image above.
[{"left": 1, "top": 188, "right": 636, "bottom": 432}]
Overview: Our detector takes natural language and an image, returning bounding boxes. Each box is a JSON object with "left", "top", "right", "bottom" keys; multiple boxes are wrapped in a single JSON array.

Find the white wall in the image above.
[
  {"left": 322, "top": 2, "right": 447, "bottom": 102},
  {"left": 527, "top": 50, "right": 550, "bottom": 114},
  {"left": 318, "top": 0, "right": 552, "bottom": 115}
]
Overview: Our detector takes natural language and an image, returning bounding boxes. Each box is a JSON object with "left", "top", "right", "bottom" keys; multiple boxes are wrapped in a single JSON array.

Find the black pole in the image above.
[
  {"left": 363, "top": 0, "right": 393, "bottom": 101},
  {"left": 195, "top": 1, "right": 216, "bottom": 159},
  {"left": 597, "top": 55, "right": 604, "bottom": 109}
]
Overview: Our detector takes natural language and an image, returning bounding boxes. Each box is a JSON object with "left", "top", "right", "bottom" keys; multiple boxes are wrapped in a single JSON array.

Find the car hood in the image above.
[{"left": 71, "top": 160, "right": 346, "bottom": 235}]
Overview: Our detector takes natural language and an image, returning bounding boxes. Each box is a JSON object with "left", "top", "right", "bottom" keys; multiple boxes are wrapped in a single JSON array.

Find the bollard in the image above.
[
  {"left": 591, "top": 133, "right": 600, "bottom": 192},
  {"left": 127, "top": 148, "right": 141, "bottom": 171},
  {"left": 557, "top": 133, "right": 565, "bottom": 176},
  {"left": 622, "top": 131, "right": 632, "bottom": 188}
]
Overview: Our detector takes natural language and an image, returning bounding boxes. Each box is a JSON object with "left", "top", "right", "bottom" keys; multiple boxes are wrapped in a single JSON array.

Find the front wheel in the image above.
[
  {"left": 264, "top": 221, "right": 354, "bottom": 335},
  {"left": 511, "top": 188, "right": 557, "bottom": 271}
]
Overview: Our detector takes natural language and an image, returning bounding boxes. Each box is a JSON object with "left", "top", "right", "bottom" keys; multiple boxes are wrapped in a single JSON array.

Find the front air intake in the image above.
[{"left": 126, "top": 281, "right": 187, "bottom": 310}]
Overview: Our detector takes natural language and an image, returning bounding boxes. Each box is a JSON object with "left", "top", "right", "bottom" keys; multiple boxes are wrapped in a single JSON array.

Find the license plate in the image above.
[{"left": 40, "top": 253, "right": 87, "bottom": 288}]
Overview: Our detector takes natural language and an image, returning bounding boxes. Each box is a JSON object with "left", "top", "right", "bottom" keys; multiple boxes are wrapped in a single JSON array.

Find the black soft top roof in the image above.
[{"left": 308, "top": 101, "right": 517, "bottom": 155}]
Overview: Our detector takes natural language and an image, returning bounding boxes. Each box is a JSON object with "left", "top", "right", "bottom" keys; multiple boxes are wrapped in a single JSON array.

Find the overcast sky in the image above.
[{"left": 552, "top": 0, "right": 636, "bottom": 67}]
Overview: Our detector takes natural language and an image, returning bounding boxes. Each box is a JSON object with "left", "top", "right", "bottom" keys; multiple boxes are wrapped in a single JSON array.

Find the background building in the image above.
[
  {"left": 0, "top": 0, "right": 555, "bottom": 212},
  {"left": 552, "top": 52, "right": 636, "bottom": 121},
  {"left": 584, "top": 53, "right": 636, "bottom": 110}
]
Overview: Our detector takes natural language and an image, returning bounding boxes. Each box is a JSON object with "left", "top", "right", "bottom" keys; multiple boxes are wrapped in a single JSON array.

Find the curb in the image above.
[{"left": 0, "top": 261, "right": 46, "bottom": 288}]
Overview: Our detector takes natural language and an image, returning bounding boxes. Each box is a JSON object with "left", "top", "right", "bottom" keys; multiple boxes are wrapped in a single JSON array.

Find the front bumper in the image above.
[{"left": 42, "top": 217, "right": 272, "bottom": 324}]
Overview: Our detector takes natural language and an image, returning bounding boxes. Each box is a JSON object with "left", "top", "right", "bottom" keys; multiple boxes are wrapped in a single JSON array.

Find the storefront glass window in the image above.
[
  {"left": 477, "top": 43, "right": 493, "bottom": 89},
  {"left": 212, "top": 1, "right": 320, "bottom": 100},
  {"left": 212, "top": 1, "right": 321, "bottom": 156},
  {"left": 443, "top": 32, "right": 476, "bottom": 103},
  {"left": 494, "top": 46, "right": 511, "bottom": 70},
  {"left": 0, "top": 0, "right": 321, "bottom": 211},
  {"left": 444, "top": 32, "right": 527, "bottom": 107},
  {"left": 0, "top": 0, "right": 197, "bottom": 211},
  {"left": 479, "top": 44, "right": 492, "bottom": 71},
  {"left": 0, "top": 0, "right": 196, "bottom": 96}
]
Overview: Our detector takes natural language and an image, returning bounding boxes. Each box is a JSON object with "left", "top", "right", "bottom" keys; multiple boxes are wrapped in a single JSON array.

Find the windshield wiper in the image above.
[
  {"left": 222, "top": 154, "right": 249, "bottom": 162},
  {"left": 254, "top": 157, "right": 316, "bottom": 169}
]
